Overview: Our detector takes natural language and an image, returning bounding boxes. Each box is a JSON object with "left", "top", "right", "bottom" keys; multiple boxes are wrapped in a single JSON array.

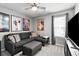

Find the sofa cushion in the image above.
[
  {"left": 15, "top": 38, "right": 34, "bottom": 47},
  {"left": 23, "top": 41, "right": 42, "bottom": 50},
  {"left": 13, "top": 34, "right": 21, "bottom": 42},
  {"left": 20, "top": 32, "right": 31, "bottom": 40},
  {"left": 22, "top": 41, "right": 42, "bottom": 55},
  {"left": 8, "top": 35, "right": 16, "bottom": 43}
]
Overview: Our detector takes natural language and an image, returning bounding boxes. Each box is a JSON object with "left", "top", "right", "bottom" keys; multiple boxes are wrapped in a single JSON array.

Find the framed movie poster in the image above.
[
  {"left": 0, "top": 13, "right": 9, "bottom": 32},
  {"left": 23, "top": 18, "right": 30, "bottom": 31},
  {"left": 11, "top": 16, "right": 23, "bottom": 31},
  {"left": 37, "top": 19, "right": 44, "bottom": 31}
]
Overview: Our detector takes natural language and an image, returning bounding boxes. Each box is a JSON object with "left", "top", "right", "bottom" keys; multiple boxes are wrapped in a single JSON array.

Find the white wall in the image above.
[
  {"left": 0, "top": 5, "right": 33, "bottom": 38},
  {"left": 75, "top": 3, "right": 79, "bottom": 14},
  {"left": 0, "top": 5, "right": 33, "bottom": 50},
  {"left": 33, "top": 8, "right": 75, "bottom": 44}
]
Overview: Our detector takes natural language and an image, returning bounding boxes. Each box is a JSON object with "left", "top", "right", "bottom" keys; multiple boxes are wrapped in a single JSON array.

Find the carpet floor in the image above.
[{"left": 1, "top": 45, "right": 64, "bottom": 56}]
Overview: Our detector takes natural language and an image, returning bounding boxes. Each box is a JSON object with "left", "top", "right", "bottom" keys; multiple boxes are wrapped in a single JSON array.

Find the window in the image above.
[
  {"left": 54, "top": 15, "right": 66, "bottom": 37},
  {"left": 0, "top": 13, "right": 9, "bottom": 32}
]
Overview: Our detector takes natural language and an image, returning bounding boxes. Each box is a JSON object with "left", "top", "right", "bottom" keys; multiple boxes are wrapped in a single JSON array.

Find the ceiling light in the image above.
[{"left": 32, "top": 6, "right": 37, "bottom": 11}]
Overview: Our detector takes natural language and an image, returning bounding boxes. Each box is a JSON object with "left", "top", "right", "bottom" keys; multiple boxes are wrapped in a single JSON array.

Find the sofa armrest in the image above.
[
  {"left": 15, "top": 38, "right": 34, "bottom": 48},
  {"left": 5, "top": 40, "right": 16, "bottom": 55}
]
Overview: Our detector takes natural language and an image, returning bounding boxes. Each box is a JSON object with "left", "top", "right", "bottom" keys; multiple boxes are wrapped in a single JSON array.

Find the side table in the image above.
[{"left": 42, "top": 36, "right": 49, "bottom": 45}]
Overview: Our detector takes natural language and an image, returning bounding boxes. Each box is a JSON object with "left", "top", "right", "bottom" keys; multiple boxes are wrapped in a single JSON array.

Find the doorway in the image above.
[{"left": 52, "top": 14, "right": 68, "bottom": 46}]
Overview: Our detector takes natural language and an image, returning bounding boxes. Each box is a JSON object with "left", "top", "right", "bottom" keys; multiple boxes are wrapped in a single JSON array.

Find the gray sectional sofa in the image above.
[{"left": 4, "top": 32, "right": 42, "bottom": 56}]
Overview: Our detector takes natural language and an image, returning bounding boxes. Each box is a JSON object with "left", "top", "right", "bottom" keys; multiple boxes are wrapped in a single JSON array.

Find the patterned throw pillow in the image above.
[
  {"left": 13, "top": 35, "right": 21, "bottom": 42},
  {"left": 8, "top": 35, "right": 16, "bottom": 43}
]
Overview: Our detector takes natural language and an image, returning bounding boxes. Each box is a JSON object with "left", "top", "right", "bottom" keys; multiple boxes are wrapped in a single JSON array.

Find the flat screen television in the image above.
[{"left": 68, "top": 12, "right": 79, "bottom": 49}]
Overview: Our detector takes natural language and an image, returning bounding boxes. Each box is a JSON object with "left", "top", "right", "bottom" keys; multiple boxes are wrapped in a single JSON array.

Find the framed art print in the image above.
[
  {"left": 0, "top": 13, "right": 9, "bottom": 32},
  {"left": 23, "top": 18, "right": 30, "bottom": 31},
  {"left": 11, "top": 15, "right": 23, "bottom": 32},
  {"left": 37, "top": 19, "right": 44, "bottom": 31}
]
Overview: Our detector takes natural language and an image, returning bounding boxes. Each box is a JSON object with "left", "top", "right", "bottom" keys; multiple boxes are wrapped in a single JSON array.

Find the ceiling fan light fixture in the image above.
[{"left": 32, "top": 6, "right": 37, "bottom": 11}]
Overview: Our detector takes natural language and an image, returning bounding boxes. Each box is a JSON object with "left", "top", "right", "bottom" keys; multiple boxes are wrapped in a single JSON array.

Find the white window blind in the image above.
[{"left": 54, "top": 15, "right": 66, "bottom": 37}]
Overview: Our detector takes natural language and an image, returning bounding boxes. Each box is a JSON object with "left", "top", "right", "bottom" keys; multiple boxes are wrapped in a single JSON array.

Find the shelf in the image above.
[{"left": 65, "top": 38, "right": 79, "bottom": 56}]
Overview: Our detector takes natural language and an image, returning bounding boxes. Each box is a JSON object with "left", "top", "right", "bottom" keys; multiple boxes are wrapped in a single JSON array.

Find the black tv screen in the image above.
[{"left": 68, "top": 13, "right": 79, "bottom": 47}]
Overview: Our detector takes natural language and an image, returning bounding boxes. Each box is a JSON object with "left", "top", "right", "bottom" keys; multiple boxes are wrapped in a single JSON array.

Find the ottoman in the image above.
[{"left": 22, "top": 41, "right": 42, "bottom": 56}]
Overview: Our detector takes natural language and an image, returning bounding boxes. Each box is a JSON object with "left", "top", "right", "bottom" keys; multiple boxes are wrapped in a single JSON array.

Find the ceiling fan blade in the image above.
[
  {"left": 38, "top": 6, "right": 46, "bottom": 10},
  {"left": 25, "top": 6, "right": 32, "bottom": 10},
  {"left": 31, "top": 3, "right": 39, "bottom": 6}
]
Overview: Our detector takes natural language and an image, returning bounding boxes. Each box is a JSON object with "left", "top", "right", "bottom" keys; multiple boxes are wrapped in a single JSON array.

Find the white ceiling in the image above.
[{"left": 0, "top": 3, "right": 75, "bottom": 18}]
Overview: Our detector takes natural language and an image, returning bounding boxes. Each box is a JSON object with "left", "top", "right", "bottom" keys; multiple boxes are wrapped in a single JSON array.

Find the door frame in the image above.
[{"left": 51, "top": 13, "right": 68, "bottom": 45}]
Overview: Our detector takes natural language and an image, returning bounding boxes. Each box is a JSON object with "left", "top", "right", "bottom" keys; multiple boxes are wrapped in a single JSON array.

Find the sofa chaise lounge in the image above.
[{"left": 4, "top": 32, "right": 42, "bottom": 56}]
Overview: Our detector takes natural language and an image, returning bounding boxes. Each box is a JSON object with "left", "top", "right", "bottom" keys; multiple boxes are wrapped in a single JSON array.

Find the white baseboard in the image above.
[{"left": 56, "top": 44, "right": 64, "bottom": 47}]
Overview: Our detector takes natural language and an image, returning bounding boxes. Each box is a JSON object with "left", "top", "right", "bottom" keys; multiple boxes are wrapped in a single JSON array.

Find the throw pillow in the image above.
[
  {"left": 31, "top": 32, "right": 38, "bottom": 38},
  {"left": 13, "top": 34, "right": 21, "bottom": 42},
  {"left": 8, "top": 35, "right": 16, "bottom": 43}
]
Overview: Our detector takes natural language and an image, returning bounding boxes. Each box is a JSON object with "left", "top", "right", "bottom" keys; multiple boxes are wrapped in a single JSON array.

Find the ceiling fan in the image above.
[{"left": 25, "top": 3, "right": 46, "bottom": 11}]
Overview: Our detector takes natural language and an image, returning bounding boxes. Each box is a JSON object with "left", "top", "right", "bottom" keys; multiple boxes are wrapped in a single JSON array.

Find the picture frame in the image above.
[
  {"left": 23, "top": 18, "right": 30, "bottom": 31},
  {"left": 0, "top": 12, "right": 10, "bottom": 32},
  {"left": 11, "top": 15, "right": 23, "bottom": 32},
  {"left": 37, "top": 19, "right": 44, "bottom": 31}
]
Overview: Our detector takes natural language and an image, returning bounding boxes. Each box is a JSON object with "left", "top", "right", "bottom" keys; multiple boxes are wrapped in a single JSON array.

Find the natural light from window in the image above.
[{"left": 54, "top": 15, "right": 66, "bottom": 37}]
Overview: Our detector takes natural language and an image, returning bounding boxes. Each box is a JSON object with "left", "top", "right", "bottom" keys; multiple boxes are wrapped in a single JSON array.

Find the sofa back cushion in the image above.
[
  {"left": 20, "top": 32, "right": 31, "bottom": 40},
  {"left": 8, "top": 35, "right": 16, "bottom": 43},
  {"left": 31, "top": 32, "right": 38, "bottom": 37},
  {"left": 13, "top": 34, "right": 21, "bottom": 42}
]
